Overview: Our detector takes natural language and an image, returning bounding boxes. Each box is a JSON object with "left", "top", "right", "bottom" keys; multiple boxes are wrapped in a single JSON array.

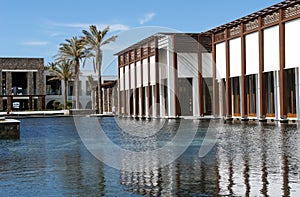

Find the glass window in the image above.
[
  {"left": 247, "top": 74, "right": 256, "bottom": 116},
  {"left": 264, "top": 72, "right": 275, "bottom": 116},
  {"left": 231, "top": 77, "right": 240, "bottom": 116}
]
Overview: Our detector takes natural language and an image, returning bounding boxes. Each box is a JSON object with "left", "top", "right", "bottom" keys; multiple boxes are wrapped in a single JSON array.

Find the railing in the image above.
[{"left": 0, "top": 95, "right": 46, "bottom": 110}]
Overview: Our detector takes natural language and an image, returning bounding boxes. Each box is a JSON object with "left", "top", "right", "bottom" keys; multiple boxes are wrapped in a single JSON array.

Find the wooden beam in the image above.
[
  {"left": 140, "top": 47, "right": 145, "bottom": 117},
  {"left": 279, "top": 9, "right": 286, "bottom": 119},
  {"left": 148, "top": 43, "right": 152, "bottom": 117},
  {"left": 225, "top": 29, "right": 232, "bottom": 117},
  {"left": 117, "top": 57, "right": 121, "bottom": 115},
  {"left": 198, "top": 35, "right": 204, "bottom": 116},
  {"left": 212, "top": 33, "right": 218, "bottom": 117},
  {"left": 173, "top": 35, "right": 179, "bottom": 116},
  {"left": 258, "top": 16, "right": 266, "bottom": 119},
  {"left": 241, "top": 23, "right": 247, "bottom": 118}
]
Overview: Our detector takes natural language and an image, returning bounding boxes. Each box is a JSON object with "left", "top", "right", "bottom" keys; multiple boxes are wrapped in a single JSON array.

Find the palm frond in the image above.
[{"left": 101, "top": 35, "right": 118, "bottom": 46}]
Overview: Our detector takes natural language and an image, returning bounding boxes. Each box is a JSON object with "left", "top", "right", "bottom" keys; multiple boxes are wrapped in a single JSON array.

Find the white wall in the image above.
[
  {"left": 216, "top": 42, "right": 226, "bottom": 80},
  {"left": 177, "top": 53, "right": 198, "bottom": 78},
  {"left": 202, "top": 53, "right": 213, "bottom": 78},
  {"left": 142, "top": 59, "right": 148, "bottom": 86},
  {"left": 136, "top": 62, "right": 142, "bottom": 87},
  {"left": 229, "top": 37, "right": 241, "bottom": 77},
  {"left": 285, "top": 18, "right": 300, "bottom": 69},
  {"left": 264, "top": 26, "right": 279, "bottom": 72},
  {"left": 246, "top": 32, "right": 259, "bottom": 75},
  {"left": 159, "top": 49, "right": 168, "bottom": 79},
  {"left": 124, "top": 65, "right": 129, "bottom": 90},
  {"left": 130, "top": 63, "right": 135, "bottom": 89},
  {"left": 150, "top": 56, "right": 156, "bottom": 85},
  {"left": 119, "top": 67, "right": 124, "bottom": 91}
]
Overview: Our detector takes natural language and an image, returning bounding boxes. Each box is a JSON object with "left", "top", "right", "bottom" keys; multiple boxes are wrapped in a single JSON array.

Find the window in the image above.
[
  {"left": 264, "top": 72, "right": 275, "bottom": 117},
  {"left": 231, "top": 77, "right": 240, "bottom": 116},
  {"left": 46, "top": 76, "right": 61, "bottom": 95},
  {"left": 285, "top": 68, "right": 296, "bottom": 117},
  {"left": 247, "top": 74, "right": 257, "bottom": 116}
]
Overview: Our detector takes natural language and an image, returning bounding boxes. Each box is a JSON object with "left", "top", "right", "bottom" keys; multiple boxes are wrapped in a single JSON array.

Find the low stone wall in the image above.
[
  {"left": 0, "top": 119, "right": 20, "bottom": 139},
  {"left": 69, "top": 109, "right": 96, "bottom": 116}
]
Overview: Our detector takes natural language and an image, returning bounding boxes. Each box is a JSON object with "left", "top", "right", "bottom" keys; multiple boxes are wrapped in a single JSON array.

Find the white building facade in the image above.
[
  {"left": 45, "top": 71, "right": 117, "bottom": 112},
  {"left": 117, "top": 33, "right": 212, "bottom": 118}
]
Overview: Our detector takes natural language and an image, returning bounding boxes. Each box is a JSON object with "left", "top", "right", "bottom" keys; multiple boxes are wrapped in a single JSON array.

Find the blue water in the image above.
[{"left": 0, "top": 117, "right": 299, "bottom": 196}]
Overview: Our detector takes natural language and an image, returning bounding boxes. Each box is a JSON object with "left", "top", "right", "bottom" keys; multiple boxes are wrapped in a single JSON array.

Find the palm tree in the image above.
[
  {"left": 47, "top": 60, "right": 74, "bottom": 109},
  {"left": 82, "top": 25, "right": 117, "bottom": 114},
  {"left": 87, "top": 75, "right": 97, "bottom": 110},
  {"left": 57, "top": 37, "right": 87, "bottom": 109}
]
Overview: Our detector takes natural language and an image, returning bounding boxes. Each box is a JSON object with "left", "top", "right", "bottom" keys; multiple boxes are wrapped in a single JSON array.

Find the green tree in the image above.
[
  {"left": 82, "top": 25, "right": 117, "bottom": 114},
  {"left": 57, "top": 37, "right": 87, "bottom": 109},
  {"left": 46, "top": 60, "right": 74, "bottom": 109}
]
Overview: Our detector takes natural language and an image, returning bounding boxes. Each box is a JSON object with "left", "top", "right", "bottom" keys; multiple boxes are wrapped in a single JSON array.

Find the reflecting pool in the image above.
[{"left": 0, "top": 117, "right": 299, "bottom": 196}]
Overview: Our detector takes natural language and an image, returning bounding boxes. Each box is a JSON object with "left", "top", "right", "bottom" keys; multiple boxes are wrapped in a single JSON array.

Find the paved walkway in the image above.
[{"left": 0, "top": 110, "right": 67, "bottom": 116}]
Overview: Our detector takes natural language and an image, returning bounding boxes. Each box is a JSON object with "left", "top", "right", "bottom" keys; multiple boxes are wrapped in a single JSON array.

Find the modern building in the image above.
[
  {"left": 45, "top": 70, "right": 117, "bottom": 113},
  {"left": 210, "top": 0, "right": 300, "bottom": 121},
  {"left": 116, "top": 33, "right": 212, "bottom": 118},
  {"left": 116, "top": 0, "right": 300, "bottom": 121},
  {"left": 0, "top": 58, "right": 45, "bottom": 111},
  {"left": 0, "top": 57, "right": 117, "bottom": 113}
]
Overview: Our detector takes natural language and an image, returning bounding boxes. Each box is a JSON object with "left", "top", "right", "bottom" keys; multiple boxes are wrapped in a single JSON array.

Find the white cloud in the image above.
[
  {"left": 51, "top": 22, "right": 130, "bottom": 32},
  {"left": 139, "top": 12, "right": 156, "bottom": 25},
  {"left": 21, "top": 41, "right": 48, "bottom": 46}
]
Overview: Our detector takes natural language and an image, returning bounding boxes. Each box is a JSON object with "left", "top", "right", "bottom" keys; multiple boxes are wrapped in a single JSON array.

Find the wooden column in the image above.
[
  {"left": 148, "top": 44, "right": 152, "bottom": 117},
  {"left": 134, "top": 49, "right": 139, "bottom": 116},
  {"left": 225, "top": 29, "right": 232, "bottom": 117},
  {"left": 212, "top": 34, "right": 218, "bottom": 117},
  {"left": 155, "top": 37, "right": 160, "bottom": 117},
  {"left": 118, "top": 56, "right": 121, "bottom": 115},
  {"left": 123, "top": 65, "right": 126, "bottom": 115},
  {"left": 258, "top": 16, "right": 266, "bottom": 119},
  {"left": 173, "top": 35, "right": 179, "bottom": 116},
  {"left": 128, "top": 56, "right": 131, "bottom": 116},
  {"left": 241, "top": 23, "right": 247, "bottom": 119},
  {"left": 198, "top": 35, "right": 204, "bottom": 116},
  {"left": 279, "top": 9, "right": 286, "bottom": 119},
  {"left": 140, "top": 47, "right": 145, "bottom": 117}
]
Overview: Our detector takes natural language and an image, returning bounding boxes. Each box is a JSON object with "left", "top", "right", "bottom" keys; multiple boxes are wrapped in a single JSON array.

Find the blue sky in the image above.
[{"left": 0, "top": 0, "right": 282, "bottom": 75}]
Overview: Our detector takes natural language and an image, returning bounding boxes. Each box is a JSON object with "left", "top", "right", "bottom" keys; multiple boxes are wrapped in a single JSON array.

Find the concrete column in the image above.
[
  {"left": 103, "top": 88, "right": 108, "bottom": 113},
  {"left": 36, "top": 70, "right": 45, "bottom": 110},
  {"left": 27, "top": 72, "right": 34, "bottom": 95},
  {"left": 27, "top": 72, "right": 34, "bottom": 110},
  {"left": 0, "top": 70, "right": 2, "bottom": 111},
  {"left": 6, "top": 72, "right": 12, "bottom": 111},
  {"left": 275, "top": 71, "right": 281, "bottom": 120},
  {"left": 167, "top": 36, "right": 176, "bottom": 117}
]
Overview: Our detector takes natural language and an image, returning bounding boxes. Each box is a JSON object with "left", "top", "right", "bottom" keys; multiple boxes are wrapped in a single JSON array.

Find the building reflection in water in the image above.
[{"left": 117, "top": 120, "right": 300, "bottom": 196}]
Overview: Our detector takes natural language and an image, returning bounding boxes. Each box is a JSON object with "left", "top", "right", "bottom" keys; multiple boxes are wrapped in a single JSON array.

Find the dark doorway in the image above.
[
  {"left": 12, "top": 72, "right": 27, "bottom": 95},
  {"left": 178, "top": 78, "right": 193, "bottom": 116}
]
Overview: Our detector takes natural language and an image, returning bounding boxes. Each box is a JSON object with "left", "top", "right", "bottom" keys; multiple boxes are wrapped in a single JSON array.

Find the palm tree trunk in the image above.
[
  {"left": 75, "top": 73, "right": 80, "bottom": 109},
  {"left": 75, "top": 61, "right": 80, "bottom": 109},
  {"left": 98, "top": 74, "right": 103, "bottom": 114},
  {"left": 91, "top": 90, "right": 95, "bottom": 110},
  {"left": 64, "top": 80, "right": 68, "bottom": 109}
]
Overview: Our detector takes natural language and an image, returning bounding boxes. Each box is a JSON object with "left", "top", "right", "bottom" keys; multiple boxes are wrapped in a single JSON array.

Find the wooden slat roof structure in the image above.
[
  {"left": 115, "top": 32, "right": 211, "bottom": 56},
  {"left": 206, "top": 0, "right": 298, "bottom": 33},
  {"left": 102, "top": 80, "right": 117, "bottom": 88}
]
